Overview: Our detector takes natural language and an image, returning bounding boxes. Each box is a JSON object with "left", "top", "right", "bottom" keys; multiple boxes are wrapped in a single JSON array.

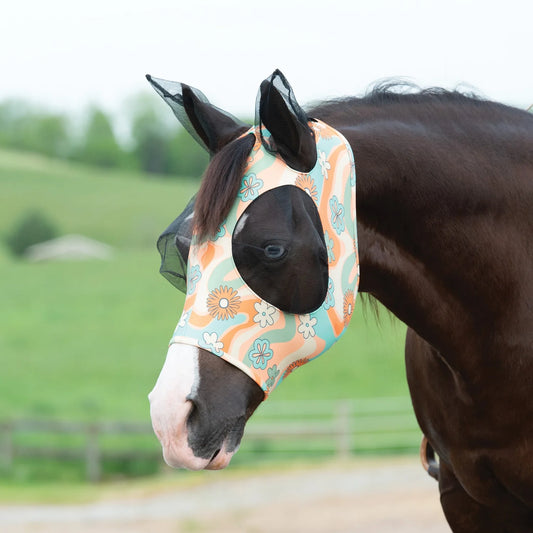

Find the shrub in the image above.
[{"left": 4, "top": 210, "right": 58, "bottom": 257}]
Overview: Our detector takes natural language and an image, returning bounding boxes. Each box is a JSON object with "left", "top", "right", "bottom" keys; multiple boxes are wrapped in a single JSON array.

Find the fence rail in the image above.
[
  {"left": 0, "top": 397, "right": 421, "bottom": 481},
  {"left": 0, "top": 419, "right": 159, "bottom": 482},
  {"left": 241, "top": 397, "right": 421, "bottom": 460}
]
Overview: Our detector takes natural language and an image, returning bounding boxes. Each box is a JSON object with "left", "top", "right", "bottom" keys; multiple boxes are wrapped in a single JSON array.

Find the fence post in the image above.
[
  {"left": 85, "top": 424, "right": 101, "bottom": 483},
  {"left": 335, "top": 401, "right": 352, "bottom": 458},
  {"left": 0, "top": 421, "right": 14, "bottom": 472}
]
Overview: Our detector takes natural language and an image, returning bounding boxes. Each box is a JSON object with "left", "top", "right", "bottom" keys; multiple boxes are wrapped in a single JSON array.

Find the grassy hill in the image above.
[{"left": 0, "top": 148, "right": 409, "bottom": 423}]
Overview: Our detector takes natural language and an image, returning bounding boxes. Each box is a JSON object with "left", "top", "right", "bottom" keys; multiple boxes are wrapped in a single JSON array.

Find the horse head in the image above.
[{"left": 147, "top": 70, "right": 359, "bottom": 469}]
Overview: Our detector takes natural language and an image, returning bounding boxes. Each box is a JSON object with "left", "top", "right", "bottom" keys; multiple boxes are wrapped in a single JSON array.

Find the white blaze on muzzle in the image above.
[{"left": 170, "top": 120, "right": 359, "bottom": 396}]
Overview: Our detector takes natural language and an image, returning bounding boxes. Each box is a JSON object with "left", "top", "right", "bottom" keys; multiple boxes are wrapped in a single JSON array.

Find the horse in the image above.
[{"left": 146, "top": 70, "right": 533, "bottom": 532}]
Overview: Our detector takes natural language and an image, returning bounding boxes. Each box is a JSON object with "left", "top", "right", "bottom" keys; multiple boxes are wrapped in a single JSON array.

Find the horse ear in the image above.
[
  {"left": 146, "top": 75, "right": 250, "bottom": 155},
  {"left": 258, "top": 70, "right": 316, "bottom": 172}
]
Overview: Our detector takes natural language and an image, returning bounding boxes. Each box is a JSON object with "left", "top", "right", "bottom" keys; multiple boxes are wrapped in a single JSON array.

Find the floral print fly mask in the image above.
[{"left": 167, "top": 119, "right": 359, "bottom": 396}]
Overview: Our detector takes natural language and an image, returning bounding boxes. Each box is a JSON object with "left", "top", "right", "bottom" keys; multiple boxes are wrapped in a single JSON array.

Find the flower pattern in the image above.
[
  {"left": 177, "top": 311, "right": 191, "bottom": 329},
  {"left": 253, "top": 300, "right": 278, "bottom": 328},
  {"left": 282, "top": 358, "right": 308, "bottom": 380},
  {"left": 238, "top": 173, "right": 263, "bottom": 201},
  {"left": 324, "top": 231, "right": 335, "bottom": 263},
  {"left": 215, "top": 225, "right": 226, "bottom": 240},
  {"left": 249, "top": 140, "right": 262, "bottom": 162},
  {"left": 323, "top": 278, "right": 335, "bottom": 310},
  {"left": 297, "top": 314, "right": 317, "bottom": 339},
  {"left": 187, "top": 264, "right": 202, "bottom": 295},
  {"left": 312, "top": 121, "right": 335, "bottom": 139},
  {"left": 200, "top": 331, "right": 224, "bottom": 356},
  {"left": 207, "top": 285, "right": 241, "bottom": 320},
  {"left": 329, "top": 196, "right": 345, "bottom": 235},
  {"left": 343, "top": 290, "right": 355, "bottom": 324},
  {"left": 350, "top": 161, "right": 356, "bottom": 187},
  {"left": 265, "top": 364, "right": 280, "bottom": 390},
  {"left": 318, "top": 150, "right": 331, "bottom": 180},
  {"left": 295, "top": 173, "right": 318, "bottom": 203},
  {"left": 248, "top": 339, "right": 274, "bottom": 370}
]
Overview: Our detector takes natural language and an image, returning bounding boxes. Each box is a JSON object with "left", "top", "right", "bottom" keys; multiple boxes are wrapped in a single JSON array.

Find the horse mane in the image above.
[
  {"left": 361, "top": 80, "right": 484, "bottom": 105},
  {"left": 308, "top": 80, "right": 530, "bottom": 126},
  {"left": 194, "top": 133, "right": 256, "bottom": 240},
  {"left": 313, "top": 80, "right": 485, "bottom": 108}
]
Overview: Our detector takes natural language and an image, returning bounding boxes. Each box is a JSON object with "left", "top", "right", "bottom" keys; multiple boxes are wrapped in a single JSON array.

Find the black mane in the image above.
[
  {"left": 309, "top": 82, "right": 530, "bottom": 127},
  {"left": 363, "top": 81, "right": 483, "bottom": 105}
]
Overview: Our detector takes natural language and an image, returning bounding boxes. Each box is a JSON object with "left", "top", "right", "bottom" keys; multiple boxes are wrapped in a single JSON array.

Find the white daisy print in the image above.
[
  {"left": 253, "top": 300, "right": 278, "bottom": 328},
  {"left": 318, "top": 150, "right": 331, "bottom": 180},
  {"left": 297, "top": 314, "right": 317, "bottom": 339},
  {"left": 177, "top": 311, "right": 190, "bottom": 329},
  {"left": 200, "top": 332, "right": 224, "bottom": 356}
]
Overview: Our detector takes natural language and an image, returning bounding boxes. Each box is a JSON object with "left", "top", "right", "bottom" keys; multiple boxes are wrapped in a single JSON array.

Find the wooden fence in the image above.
[
  {"left": 0, "top": 397, "right": 421, "bottom": 482},
  {"left": 0, "top": 419, "right": 159, "bottom": 482},
  {"left": 242, "top": 397, "right": 421, "bottom": 460}
]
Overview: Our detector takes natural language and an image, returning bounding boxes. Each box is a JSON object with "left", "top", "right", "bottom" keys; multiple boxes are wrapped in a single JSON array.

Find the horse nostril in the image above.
[
  {"left": 186, "top": 397, "right": 198, "bottom": 417},
  {"left": 211, "top": 448, "right": 221, "bottom": 461},
  {"left": 185, "top": 397, "right": 201, "bottom": 431}
]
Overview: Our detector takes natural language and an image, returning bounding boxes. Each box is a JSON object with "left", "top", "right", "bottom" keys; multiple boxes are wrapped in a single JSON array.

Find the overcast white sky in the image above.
[{"left": 1, "top": 0, "right": 532, "bottom": 119}]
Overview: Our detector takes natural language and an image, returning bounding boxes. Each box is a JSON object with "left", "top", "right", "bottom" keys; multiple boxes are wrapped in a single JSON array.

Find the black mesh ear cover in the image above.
[
  {"left": 157, "top": 195, "right": 196, "bottom": 292},
  {"left": 256, "top": 69, "right": 310, "bottom": 144},
  {"left": 146, "top": 76, "right": 212, "bottom": 152},
  {"left": 256, "top": 69, "right": 316, "bottom": 172},
  {"left": 146, "top": 75, "right": 249, "bottom": 154}
]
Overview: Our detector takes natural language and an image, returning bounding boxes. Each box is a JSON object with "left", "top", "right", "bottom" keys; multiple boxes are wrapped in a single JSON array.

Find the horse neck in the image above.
[{"left": 321, "top": 101, "right": 533, "bottom": 374}]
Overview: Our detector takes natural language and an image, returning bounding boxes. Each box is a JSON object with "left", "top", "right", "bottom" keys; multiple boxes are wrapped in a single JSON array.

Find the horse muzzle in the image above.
[{"left": 148, "top": 343, "right": 262, "bottom": 470}]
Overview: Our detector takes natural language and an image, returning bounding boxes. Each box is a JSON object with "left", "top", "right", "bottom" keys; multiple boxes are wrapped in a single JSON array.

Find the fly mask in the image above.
[{"left": 150, "top": 71, "right": 359, "bottom": 396}]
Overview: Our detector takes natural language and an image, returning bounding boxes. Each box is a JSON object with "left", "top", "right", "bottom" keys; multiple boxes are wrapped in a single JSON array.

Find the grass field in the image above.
[{"left": 0, "top": 148, "right": 410, "bottom": 484}]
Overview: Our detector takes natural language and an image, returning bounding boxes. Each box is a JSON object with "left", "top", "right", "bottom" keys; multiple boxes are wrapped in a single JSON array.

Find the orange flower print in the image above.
[
  {"left": 248, "top": 136, "right": 262, "bottom": 162},
  {"left": 207, "top": 285, "right": 241, "bottom": 320},
  {"left": 295, "top": 173, "right": 318, "bottom": 203},
  {"left": 343, "top": 290, "right": 355, "bottom": 325},
  {"left": 282, "top": 358, "right": 309, "bottom": 380}
]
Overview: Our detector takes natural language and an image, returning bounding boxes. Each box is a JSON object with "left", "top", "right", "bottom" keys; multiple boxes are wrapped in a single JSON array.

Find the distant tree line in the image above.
[{"left": 0, "top": 95, "right": 209, "bottom": 179}]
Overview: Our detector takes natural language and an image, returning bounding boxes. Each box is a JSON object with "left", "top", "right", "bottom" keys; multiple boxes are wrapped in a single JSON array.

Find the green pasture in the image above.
[{"left": 0, "top": 148, "right": 410, "bottom": 485}]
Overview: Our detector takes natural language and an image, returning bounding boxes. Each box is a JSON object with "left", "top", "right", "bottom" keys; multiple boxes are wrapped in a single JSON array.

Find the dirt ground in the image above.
[{"left": 0, "top": 457, "right": 450, "bottom": 533}]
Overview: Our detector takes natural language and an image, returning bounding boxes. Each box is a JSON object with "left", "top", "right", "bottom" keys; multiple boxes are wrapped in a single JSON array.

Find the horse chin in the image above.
[
  {"left": 153, "top": 399, "right": 239, "bottom": 470},
  {"left": 204, "top": 443, "right": 236, "bottom": 470},
  {"left": 161, "top": 442, "right": 233, "bottom": 471},
  {"left": 160, "top": 431, "right": 236, "bottom": 471}
]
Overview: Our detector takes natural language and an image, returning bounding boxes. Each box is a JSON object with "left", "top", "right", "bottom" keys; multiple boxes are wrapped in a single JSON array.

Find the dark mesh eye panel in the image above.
[
  {"left": 157, "top": 195, "right": 195, "bottom": 293},
  {"left": 232, "top": 186, "right": 328, "bottom": 314}
]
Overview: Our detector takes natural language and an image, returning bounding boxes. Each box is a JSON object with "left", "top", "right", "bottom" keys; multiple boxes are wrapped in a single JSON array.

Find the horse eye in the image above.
[{"left": 264, "top": 244, "right": 286, "bottom": 260}]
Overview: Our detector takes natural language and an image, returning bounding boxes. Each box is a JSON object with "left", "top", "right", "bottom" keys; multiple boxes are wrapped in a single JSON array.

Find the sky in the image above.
[{"left": 1, "top": 0, "right": 532, "bottom": 121}]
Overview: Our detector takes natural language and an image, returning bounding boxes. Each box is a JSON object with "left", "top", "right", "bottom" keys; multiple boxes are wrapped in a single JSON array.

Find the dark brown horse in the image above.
[{"left": 147, "top": 71, "right": 533, "bottom": 531}]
